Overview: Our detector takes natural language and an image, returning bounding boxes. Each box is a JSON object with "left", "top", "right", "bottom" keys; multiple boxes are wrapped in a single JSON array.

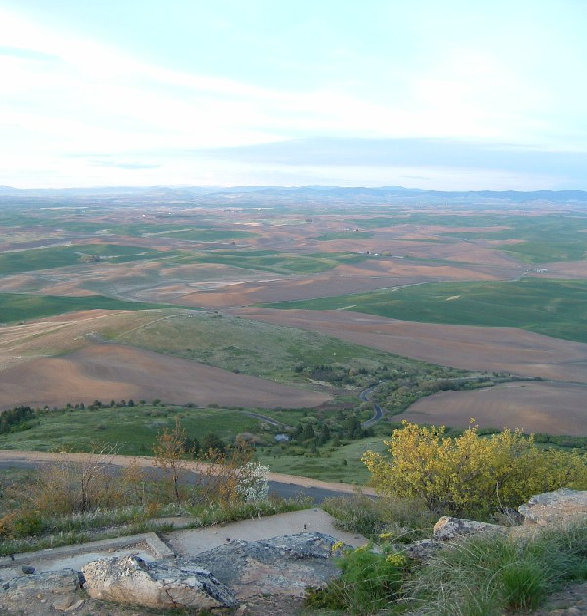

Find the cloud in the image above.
[
  {"left": 185, "top": 137, "right": 587, "bottom": 177},
  {"left": 89, "top": 159, "right": 161, "bottom": 170},
  {"left": 1, "top": 4, "right": 586, "bottom": 189}
]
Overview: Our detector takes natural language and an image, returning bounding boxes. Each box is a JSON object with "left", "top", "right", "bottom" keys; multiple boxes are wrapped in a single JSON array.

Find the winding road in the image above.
[{"left": 360, "top": 384, "right": 385, "bottom": 428}]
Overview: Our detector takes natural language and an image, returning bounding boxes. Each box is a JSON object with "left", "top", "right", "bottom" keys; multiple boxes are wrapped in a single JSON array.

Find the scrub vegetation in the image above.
[{"left": 306, "top": 421, "right": 587, "bottom": 615}]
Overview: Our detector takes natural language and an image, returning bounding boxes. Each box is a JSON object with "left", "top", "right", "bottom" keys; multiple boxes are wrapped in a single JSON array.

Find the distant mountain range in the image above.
[{"left": 1, "top": 185, "right": 587, "bottom": 205}]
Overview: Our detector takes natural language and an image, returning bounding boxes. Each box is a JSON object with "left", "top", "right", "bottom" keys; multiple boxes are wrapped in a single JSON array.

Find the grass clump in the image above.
[
  {"left": 406, "top": 523, "right": 587, "bottom": 615},
  {"left": 305, "top": 543, "right": 410, "bottom": 615},
  {"left": 321, "top": 493, "right": 435, "bottom": 543},
  {"left": 304, "top": 521, "right": 586, "bottom": 616}
]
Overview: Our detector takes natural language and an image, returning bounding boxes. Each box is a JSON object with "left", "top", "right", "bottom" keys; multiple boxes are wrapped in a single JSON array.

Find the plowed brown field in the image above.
[
  {"left": 232, "top": 308, "right": 587, "bottom": 434},
  {"left": 234, "top": 308, "right": 587, "bottom": 381},
  {"left": 398, "top": 382, "right": 587, "bottom": 435},
  {"left": 176, "top": 260, "right": 513, "bottom": 308},
  {"left": 0, "top": 343, "right": 330, "bottom": 410}
]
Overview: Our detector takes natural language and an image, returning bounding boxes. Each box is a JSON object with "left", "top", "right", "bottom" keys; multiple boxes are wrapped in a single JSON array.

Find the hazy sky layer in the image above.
[{"left": 1, "top": 0, "right": 586, "bottom": 189}]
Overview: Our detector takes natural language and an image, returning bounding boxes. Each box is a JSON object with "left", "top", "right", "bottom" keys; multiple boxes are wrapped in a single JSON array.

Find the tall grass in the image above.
[
  {"left": 405, "top": 523, "right": 587, "bottom": 615},
  {"left": 322, "top": 493, "right": 436, "bottom": 543}
]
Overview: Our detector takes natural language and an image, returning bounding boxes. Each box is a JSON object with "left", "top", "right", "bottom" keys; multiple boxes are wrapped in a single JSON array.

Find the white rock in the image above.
[{"left": 82, "top": 555, "right": 237, "bottom": 610}]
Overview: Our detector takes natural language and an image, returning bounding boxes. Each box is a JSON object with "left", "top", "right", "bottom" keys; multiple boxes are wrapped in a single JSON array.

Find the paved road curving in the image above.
[{"left": 0, "top": 450, "right": 376, "bottom": 503}]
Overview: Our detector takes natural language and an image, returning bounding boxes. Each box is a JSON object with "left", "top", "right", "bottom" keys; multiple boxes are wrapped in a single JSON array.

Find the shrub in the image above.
[
  {"left": 0, "top": 510, "right": 45, "bottom": 538},
  {"left": 305, "top": 543, "right": 410, "bottom": 615},
  {"left": 235, "top": 461, "right": 269, "bottom": 503},
  {"left": 15, "top": 446, "right": 125, "bottom": 515},
  {"left": 362, "top": 421, "right": 587, "bottom": 517}
]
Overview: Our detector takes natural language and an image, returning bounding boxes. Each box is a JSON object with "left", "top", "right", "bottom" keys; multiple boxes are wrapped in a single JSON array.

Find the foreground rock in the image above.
[
  {"left": 433, "top": 516, "right": 504, "bottom": 541},
  {"left": 82, "top": 555, "right": 237, "bottom": 610},
  {"left": 0, "top": 569, "right": 84, "bottom": 615},
  {"left": 518, "top": 488, "right": 587, "bottom": 526},
  {"left": 194, "top": 532, "right": 344, "bottom": 600}
]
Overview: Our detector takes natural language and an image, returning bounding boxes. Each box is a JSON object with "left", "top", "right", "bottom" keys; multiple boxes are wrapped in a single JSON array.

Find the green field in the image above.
[
  {"left": 315, "top": 231, "right": 374, "bottom": 241},
  {"left": 55, "top": 221, "right": 195, "bottom": 236},
  {"left": 259, "top": 436, "right": 387, "bottom": 483},
  {"left": 156, "top": 228, "right": 257, "bottom": 241},
  {"left": 265, "top": 278, "right": 587, "bottom": 343},
  {"left": 347, "top": 212, "right": 587, "bottom": 264},
  {"left": 172, "top": 249, "right": 366, "bottom": 274},
  {"left": 0, "top": 402, "right": 385, "bottom": 483},
  {"left": 117, "top": 311, "right": 469, "bottom": 399},
  {"left": 0, "top": 405, "right": 261, "bottom": 455},
  {"left": 0, "top": 244, "right": 169, "bottom": 275},
  {"left": 0, "top": 293, "right": 175, "bottom": 323},
  {"left": 439, "top": 215, "right": 587, "bottom": 263}
]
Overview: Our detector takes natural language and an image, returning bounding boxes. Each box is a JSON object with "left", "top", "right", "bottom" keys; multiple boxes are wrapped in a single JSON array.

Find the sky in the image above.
[{"left": 1, "top": 0, "right": 587, "bottom": 190}]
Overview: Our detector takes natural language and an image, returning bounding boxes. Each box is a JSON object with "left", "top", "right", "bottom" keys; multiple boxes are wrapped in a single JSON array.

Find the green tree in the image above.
[{"left": 201, "top": 432, "right": 225, "bottom": 455}]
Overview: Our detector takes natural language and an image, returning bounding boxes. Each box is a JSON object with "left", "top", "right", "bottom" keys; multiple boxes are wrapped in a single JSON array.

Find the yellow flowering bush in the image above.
[{"left": 362, "top": 421, "right": 587, "bottom": 517}]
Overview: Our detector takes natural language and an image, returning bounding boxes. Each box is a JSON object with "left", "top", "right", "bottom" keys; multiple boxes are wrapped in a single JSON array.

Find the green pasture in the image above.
[
  {"left": 117, "top": 310, "right": 455, "bottom": 386},
  {"left": 347, "top": 212, "right": 587, "bottom": 263},
  {"left": 173, "top": 249, "right": 366, "bottom": 274},
  {"left": 0, "top": 405, "right": 260, "bottom": 456},
  {"left": 259, "top": 436, "right": 387, "bottom": 483},
  {"left": 0, "top": 402, "right": 383, "bottom": 483},
  {"left": 440, "top": 214, "right": 587, "bottom": 263},
  {"left": 315, "top": 231, "right": 374, "bottom": 240},
  {"left": 346, "top": 213, "right": 493, "bottom": 229},
  {"left": 117, "top": 310, "right": 474, "bottom": 415},
  {"left": 0, "top": 293, "right": 174, "bottom": 323},
  {"left": 0, "top": 244, "right": 169, "bottom": 275},
  {"left": 55, "top": 221, "right": 192, "bottom": 236},
  {"left": 266, "top": 278, "right": 587, "bottom": 343},
  {"left": 0, "top": 399, "right": 384, "bottom": 483},
  {"left": 156, "top": 228, "right": 257, "bottom": 241}
]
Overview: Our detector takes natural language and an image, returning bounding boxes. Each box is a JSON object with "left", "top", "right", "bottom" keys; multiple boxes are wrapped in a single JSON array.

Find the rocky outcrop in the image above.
[
  {"left": 82, "top": 554, "right": 237, "bottom": 610},
  {"left": 518, "top": 488, "right": 587, "bottom": 526},
  {"left": 402, "top": 516, "right": 503, "bottom": 561},
  {"left": 403, "top": 538, "right": 442, "bottom": 561},
  {"left": 433, "top": 516, "right": 504, "bottom": 541},
  {"left": 78, "top": 533, "right": 343, "bottom": 609},
  {"left": 0, "top": 569, "right": 84, "bottom": 615},
  {"left": 194, "top": 532, "right": 344, "bottom": 600}
]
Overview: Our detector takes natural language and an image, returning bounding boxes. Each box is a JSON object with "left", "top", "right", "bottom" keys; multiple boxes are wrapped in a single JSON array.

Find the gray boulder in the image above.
[
  {"left": 433, "top": 516, "right": 503, "bottom": 541},
  {"left": 194, "top": 532, "right": 344, "bottom": 599},
  {"left": 82, "top": 554, "right": 237, "bottom": 610},
  {"left": 404, "top": 538, "right": 442, "bottom": 561},
  {"left": 0, "top": 569, "right": 83, "bottom": 615},
  {"left": 518, "top": 488, "right": 587, "bottom": 526}
]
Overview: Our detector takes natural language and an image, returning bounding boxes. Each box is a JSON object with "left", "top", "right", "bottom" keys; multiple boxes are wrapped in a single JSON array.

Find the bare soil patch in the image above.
[
  {"left": 0, "top": 310, "right": 156, "bottom": 372},
  {"left": 233, "top": 308, "right": 587, "bottom": 383},
  {"left": 175, "top": 260, "right": 514, "bottom": 308},
  {"left": 398, "top": 381, "right": 587, "bottom": 435},
  {"left": 0, "top": 343, "right": 330, "bottom": 410}
]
